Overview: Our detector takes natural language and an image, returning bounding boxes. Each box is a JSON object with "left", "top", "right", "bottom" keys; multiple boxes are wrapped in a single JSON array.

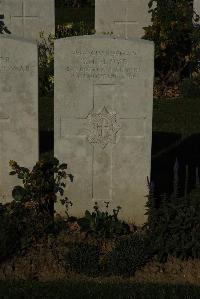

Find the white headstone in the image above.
[
  {"left": 95, "top": 0, "right": 151, "bottom": 38},
  {"left": 194, "top": 0, "right": 200, "bottom": 23},
  {"left": 0, "top": 0, "right": 55, "bottom": 39},
  {"left": 0, "top": 35, "right": 38, "bottom": 202},
  {"left": 54, "top": 35, "right": 154, "bottom": 225}
]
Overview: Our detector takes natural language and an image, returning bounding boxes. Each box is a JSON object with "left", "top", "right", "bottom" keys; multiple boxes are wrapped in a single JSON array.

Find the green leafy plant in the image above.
[
  {"left": 107, "top": 233, "right": 150, "bottom": 277},
  {"left": 38, "top": 23, "right": 94, "bottom": 97},
  {"left": 68, "top": 242, "right": 101, "bottom": 276},
  {"left": 145, "top": 168, "right": 200, "bottom": 262},
  {"left": 0, "top": 200, "right": 51, "bottom": 262},
  {"left": 146, "top": 189, "right": 200, "bottom": 262},
  {"left": 77, "top": 202, "right": 130, "bottom": 239},
  {"left": 38, "top": 32, "right": 54, "bottom": 97},
  {"left": 9, "top": 157, "right": 73, "bottom": 221},
  {"left": 143, "top": 0, "right": 200, "bottom": 98},
  {"left": 56, "top": 22, "right": 94, "bottom": 38}
]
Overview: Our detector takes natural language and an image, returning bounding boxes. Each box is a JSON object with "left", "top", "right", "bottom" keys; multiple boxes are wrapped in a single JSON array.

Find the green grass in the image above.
[
  {"left": 153, "top": 97, "right": 200, "bottom": 138},
  {"left": 1, "top": 280, "right": 200, "bottom": 299}
]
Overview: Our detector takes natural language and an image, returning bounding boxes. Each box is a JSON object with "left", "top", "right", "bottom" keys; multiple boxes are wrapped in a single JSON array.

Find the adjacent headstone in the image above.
[
  {"left": 0, "top": 35, "right": 38, "bottom": 202},
  {"left": 0, "top": 0, "right": 55, "bottom": 39},
  {"left": 54, "top": 35, "right": 154, "bottom": 225},
  {"left": 193, "top": 0, "right": 200, "bottom": 23},
  {"left": 95, "top": 0, "right": 152, "bottom": 39}
]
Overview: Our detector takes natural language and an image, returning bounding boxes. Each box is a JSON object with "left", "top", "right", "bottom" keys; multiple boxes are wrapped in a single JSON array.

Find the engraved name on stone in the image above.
[
  {"left": 0, "top": 56, "right": 35, "bottom": 72},
  {"left": 66, "top": 48, "right": 140, "bottom": 80}
]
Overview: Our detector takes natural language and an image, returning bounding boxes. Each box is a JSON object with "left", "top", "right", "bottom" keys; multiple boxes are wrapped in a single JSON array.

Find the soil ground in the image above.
[{"left": 0, "top": 240, "right": 200, "bottom": 285}]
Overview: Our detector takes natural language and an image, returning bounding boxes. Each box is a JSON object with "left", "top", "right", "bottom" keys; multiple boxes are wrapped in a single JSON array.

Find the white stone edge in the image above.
[{"left": 54, "top": 34, "right": 154, "bottom": 47}]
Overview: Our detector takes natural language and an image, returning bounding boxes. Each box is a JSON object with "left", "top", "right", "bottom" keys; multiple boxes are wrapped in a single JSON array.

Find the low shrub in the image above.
[
  {"left": 0, "top": 203, "right": 21, "bottom": 262},
  {"left": 146, "top": 182, "right": 200, "bottom": 262},
  {"left": 0, "top": 200, "right": 51, "bottom": 262},
  {"left": 0, "top": 157, "right": 73, "bottom": 262},
  {"left": 77, "top": 202, "right": 130, "bottom": 239},
  {"left": 107, "top": 233, "right": 150, "bottom": 277},
  {"left": 68, "top": 242, "right": 101, "bottom": 276},
  {"left": 9, "top": 157, "right": 73, "bottom": 221}
]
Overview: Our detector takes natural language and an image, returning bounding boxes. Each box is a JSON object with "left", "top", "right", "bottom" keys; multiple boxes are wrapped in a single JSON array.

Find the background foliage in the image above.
[
  {"left": 146, "top": 171, "right": 200, "bottom": 262},
  {"left": 143, "top": 0, "right": 200, "bottom": 98}
]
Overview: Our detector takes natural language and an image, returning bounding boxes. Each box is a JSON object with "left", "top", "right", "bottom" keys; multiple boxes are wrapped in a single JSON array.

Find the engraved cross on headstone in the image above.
[
  {"left": 11, "top": 0, "right": 39, "bottom": 37},
  {"left": 60, "top": 83, "right": 146, "bottom": 202},
  {"left": 89, "top": 84, "right": 146, "bottom": 202},
  {"left": 113, "top": 7, "right": 138, "bottom": 39},
  {"left": 97, "top": 117, "right": 110, "bottom": 138}
]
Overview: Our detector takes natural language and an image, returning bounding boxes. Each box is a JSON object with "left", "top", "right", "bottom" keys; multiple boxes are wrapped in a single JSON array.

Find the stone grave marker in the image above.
[
  {"left": 54, "top": 35, "right": 154, "bottom": 225},
  {"left": 0, "top": 35, "right": 38, "bottom": 203},
  {"left": 95, "top": 0, "right": 152, "bottom": 38},
  {"left": 194, "top": 0, "right": 200, "bottom": 23},
  {"left": 0, "top": 0, "right": 55, "bottom": 39}
]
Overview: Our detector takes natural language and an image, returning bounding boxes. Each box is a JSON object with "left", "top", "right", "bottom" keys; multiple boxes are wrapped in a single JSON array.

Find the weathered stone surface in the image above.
[
  {"left": 95, "top": 0, "right": 151, "bottom": 38},
  {"left": 194, "top": 0, "right": 200, "bottom": 23},
  {"left": 0, "top": 35, "right": 38, "bottom": 202},
  {"left": 0, "top": 0, "right": 55, "bottom": 39},
  {"left": 54, "top": 35, "right": 154, "bottom": 225}
]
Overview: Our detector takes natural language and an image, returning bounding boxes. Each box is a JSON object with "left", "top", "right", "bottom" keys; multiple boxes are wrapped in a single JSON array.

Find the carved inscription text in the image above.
[
  {"left": 0, "top": 56, "right": 35, "bottom": 73},
  {"left": 66, "top": 48, "right": 140, "bottom": 80}
]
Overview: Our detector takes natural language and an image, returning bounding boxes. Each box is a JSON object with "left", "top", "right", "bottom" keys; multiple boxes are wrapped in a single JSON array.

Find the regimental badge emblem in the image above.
[{"left": 87, "top": 106, "right": 121, "bottom": 149}]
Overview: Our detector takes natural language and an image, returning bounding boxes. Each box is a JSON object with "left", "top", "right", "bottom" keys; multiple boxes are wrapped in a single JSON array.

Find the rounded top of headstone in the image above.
[
  {"left": 55, "top": 34, "right": 154, "bottom": 45},
  {"left": 54, "top": 34, "right": 154, "bottom": 48}
]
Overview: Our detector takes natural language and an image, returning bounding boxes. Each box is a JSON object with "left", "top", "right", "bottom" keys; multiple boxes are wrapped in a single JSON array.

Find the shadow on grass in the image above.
[
  {"left": 151, "top": 132, "right": 200, "bottom": 197},
  {"left": 0, "top": 280, "right": 200, "bottom": 299}
]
